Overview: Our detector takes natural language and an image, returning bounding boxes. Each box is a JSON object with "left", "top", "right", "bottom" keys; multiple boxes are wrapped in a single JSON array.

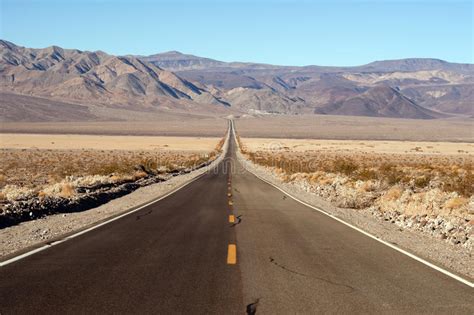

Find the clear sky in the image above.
[{"left": 0, "top": 0, "right": 472, "bottom": 66}]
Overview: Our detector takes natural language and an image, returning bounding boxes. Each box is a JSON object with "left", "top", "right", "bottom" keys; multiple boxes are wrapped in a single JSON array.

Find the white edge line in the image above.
[
  {"left": 0, "top": 124, "right": 232, "bottom": 268},
  {"left": 232, "top": 122, "right": 474, "bottom": 288}
]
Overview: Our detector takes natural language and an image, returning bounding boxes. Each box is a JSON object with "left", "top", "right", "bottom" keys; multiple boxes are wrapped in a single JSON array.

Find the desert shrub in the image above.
[
  {"left": 360, "top": 180, "right": 377, "bottom": 192},
  {"left": 356, "top": 168, "right": 378, "bottom": 181},
  {"left": 377, "top": 163, "right": 407, "bottom": 185},
  {"left": 60, "top": 183, "right": 75, "bottom": 198},
  {"left": 332, "top": 158, "right": 358, "bottom": 175},
  {"left": 414, "top": 176, "right": 431, "bottom": 188},
  {"left": 0, "top": 174, "right": 6, "bottom": 188},
  {"left": 443, "top": 167, "right": 473, "bottom": 197}
]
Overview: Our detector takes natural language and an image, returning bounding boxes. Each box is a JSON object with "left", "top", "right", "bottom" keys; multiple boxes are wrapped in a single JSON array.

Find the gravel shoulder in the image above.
[
  {"left": 235, "top": 138, "right": 474, "bottom": 281},
  {"left": 0, "top": 130, "right": 230, "bottom": 259}
]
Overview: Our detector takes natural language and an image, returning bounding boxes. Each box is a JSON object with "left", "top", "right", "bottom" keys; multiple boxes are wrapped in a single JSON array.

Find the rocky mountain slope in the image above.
[
  {"left": 0, "top": 40, "right": 230, "bottom": 120},
  {"left": 314, "top": 86, "right": 446, "bottom": 119}
]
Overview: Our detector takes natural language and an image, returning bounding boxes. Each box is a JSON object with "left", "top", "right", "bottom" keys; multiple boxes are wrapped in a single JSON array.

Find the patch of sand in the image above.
[
  {"left": 0, "top": 134, "right": 221, "bottom": 152},
  {"left": 242, "top": 138, "right": 474, "bottom": 155}
]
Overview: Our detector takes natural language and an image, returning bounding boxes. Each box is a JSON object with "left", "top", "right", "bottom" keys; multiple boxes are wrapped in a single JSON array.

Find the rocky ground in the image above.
[{"left": 236, "top": 137, "right": 473, "bottom": 279}]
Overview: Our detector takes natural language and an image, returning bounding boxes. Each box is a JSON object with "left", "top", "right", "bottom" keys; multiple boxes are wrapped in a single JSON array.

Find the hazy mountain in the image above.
[
  {"left": 140, "top": 51, "right": 226, "bottom": 71},
  {"left": 142, "top": 51, "right": 474, "bottom": 74},
  {"left": 358, "top": 58, "right": 474, "bottom": 74}
]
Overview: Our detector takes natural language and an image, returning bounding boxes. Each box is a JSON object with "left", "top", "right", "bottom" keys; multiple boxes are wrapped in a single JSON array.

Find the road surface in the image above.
[{"left": 0, "top": 123, "right": 473, "bottom": 314}]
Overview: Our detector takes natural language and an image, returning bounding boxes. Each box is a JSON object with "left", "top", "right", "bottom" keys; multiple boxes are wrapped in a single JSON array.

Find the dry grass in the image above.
[
  {"left": 240, "top": 131, "right": 474, "bottom": 220},
  {"left": 59, "top": 183, "right": 75, "bottom": 198},
  {"left": 383, "top": 187, "right": 403, "bottom": 202},
  {"left": 444, "top": 197, "right": 469, "bottom": 210},
  {"left": 240, "top": 135, "right": 473, "bottom": 198},
  {"left": 239, "top": 133, "right": 473, "bottom": 222},
  {"left": 0, "top": 148, "right": 217, "bottom": 190},
  {"left": 243, "top": 149, "right": 473, "bottom": 197}
]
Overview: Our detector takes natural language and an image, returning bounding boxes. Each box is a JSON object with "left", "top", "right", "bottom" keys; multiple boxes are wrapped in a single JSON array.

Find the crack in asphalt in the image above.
[
  {"left": 135, "top": 209, "right": 153, "bottom": 220},
  {"left": 269, "top": 257, "right": 308, "bottom": 277},
  {"left": 269, "top": 257, "right": 356, "bottom": 293},
  {"left": 231, "top": 215, "right": 242, "bottom": 227},
  {"left": 246, "top": 298, "right": 260, "bottom": 314}
]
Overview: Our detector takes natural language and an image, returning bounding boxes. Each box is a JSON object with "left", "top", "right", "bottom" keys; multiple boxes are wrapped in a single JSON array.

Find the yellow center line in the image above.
[
  {"left": 229, "top": 215, "right": 235, "bottom": 223},
  {"left": 228, "top": 200, "right": 233, "bottom": 206},
  {"left": 227, "top": 193, "right": 232, "bottom": 197},
  {"left": 227, "top": 244, "right": 237, "bottom": 264}
]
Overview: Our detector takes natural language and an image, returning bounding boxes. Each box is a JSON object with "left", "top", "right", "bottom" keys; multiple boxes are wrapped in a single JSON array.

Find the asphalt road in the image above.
[{"left": 0, "top": 125, "right": 473, "bottom": 314}]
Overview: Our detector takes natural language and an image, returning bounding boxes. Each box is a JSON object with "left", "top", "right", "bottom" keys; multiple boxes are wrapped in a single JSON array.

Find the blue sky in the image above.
[{"left": 1, "top": 0, "right": 472, "bottom": 66}]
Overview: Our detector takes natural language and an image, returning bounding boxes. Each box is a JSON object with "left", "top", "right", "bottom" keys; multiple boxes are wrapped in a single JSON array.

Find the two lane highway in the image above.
[{"left": 0, "top": 123, "right": 473, "bottom": 314}]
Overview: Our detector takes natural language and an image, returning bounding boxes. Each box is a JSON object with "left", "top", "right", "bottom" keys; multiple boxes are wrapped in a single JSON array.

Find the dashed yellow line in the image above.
[
  {"left": 229, "top": 215, "right": 235, "bottom": 223},
  {"left": 228, "top": 200, "right": 233, "bottom": 206},
  {"left": 227, "top": 244, "right": 237, "bottom": 264},
  {"left": 227, "top": 192, "right": 232, "bottom": 197}
]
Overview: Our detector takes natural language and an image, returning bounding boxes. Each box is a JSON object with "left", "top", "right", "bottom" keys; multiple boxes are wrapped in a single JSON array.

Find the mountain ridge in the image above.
[{"left": 1, "top": 40, "right": 472, "bottom": 121}]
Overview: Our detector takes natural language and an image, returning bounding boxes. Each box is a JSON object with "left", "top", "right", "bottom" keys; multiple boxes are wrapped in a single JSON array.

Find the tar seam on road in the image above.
[
  {"left": 269, "top": 257, "right": 355, "bottom": 293},
  {"left": 230, "top": 215, "right": 242, "bottom": 227}
]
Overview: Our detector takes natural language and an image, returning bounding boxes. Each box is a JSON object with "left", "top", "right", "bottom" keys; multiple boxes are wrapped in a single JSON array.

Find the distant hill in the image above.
[
  {"left": 1, "top": 40, "right": 473, "bottom": 121},
  {"left": 140, "top": 51, "right": 226, "bottom": 71},
  {"left": 358, "top": 58, "right": 474, "bottom": 73}
]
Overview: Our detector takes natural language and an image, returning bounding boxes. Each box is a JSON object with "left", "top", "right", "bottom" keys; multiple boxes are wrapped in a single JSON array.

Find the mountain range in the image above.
[{"left": 1, "top": 40, "right": 472, "bottom": 121}]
